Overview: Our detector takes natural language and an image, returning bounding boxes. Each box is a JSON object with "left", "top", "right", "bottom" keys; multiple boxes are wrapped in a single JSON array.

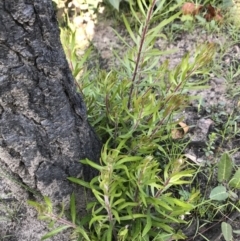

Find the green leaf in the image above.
[
  {"left": 209, "top": 186, "right": 229, "bottom": 201},
  {"left": 27, "top": 200, "right": 43, "bottom": 212},
  {"left": 171, "top": 198, "right": 194, "bottom": 210},
  {"left": 117, "top": 202, "right": 138, "bottom": 211},
  {"left": 218, "top": 153, "right": 233, "bottom": 182},
  {"left": 92, "top": 189, "right": 104, "bottom": 205},
  {"left": 129, "top": 2, "right": 141, "bottom": 24},
  {"left": 153, "top": 232, "right": 172, "bottom": 241},
  {"left": 112, "top": 30, "right": 132, "bottom": 49},
  {"left": 151, "top": 220, "right": 174, "bottom": 233},
  {"left": 146, "top": 12, "right": 180, "bottom": 46},
  {"left": 148, "top": 197, "right": 172, "bottom": 211},
  {"left": 58, "top": 203, "right": 65, "bottom": 219},
  {"left": 108, "top": 0, "right": 121, "bottom": 11},
  {"left": 172, "top": 230, "right": 187, "bottom": 240},
  {"left": 70, "top": 193, "right": 76, "bottom": 224},
  {"left": 44, "top": 196, "right": 52, "bottom": 208},
  {"left": 137, "top": 0, "right": 146, "bottom": 17},
  {"left": 221, "top": 222, "right": 233, "bottom": 241},
  {"left": 113, "top": 164, "right": 130, "bottom": 178},
  {"left": 77, "top": 47, "right": 92, "bottom": 67},
  {"left": 107, "top": 223, "right": 113, "bottom": 241},
  {"left": 233, "top": 230, "right": 240, "bottom": 234},
  {"left": 229, "top": 169, "right": 240, "bottom": 189},
  {"left": 142, "top": 209, "right": 152, "bottom": 237},
  {"left": 89, "top": 215, "right": 107, "bottom": 227},
  {"left": 92, "top": 205, "right": 104, "bottom": 216},
  {"left": 117, "top": 156, "right": 143, "bottom": 165},
  {"left": 119, "top": 214, "right": 147, "bottom": 220},
  {"left": 112, "top": 198, "right": 125, "bottom": 207},
  {"left": 41, "top": 226, "right": 69, "bottom": 240},
  {"left": 67, "top": 177, "right": 91, "bottom": 189},
  {"left": 75, "top": 226, "right": 91, "bottom": 241},
  {"left": 80, "top": 159, "right": 103, "bottom": 171},
  {"left": 122, "top": 15, "right": 137, "bottom": 44},
  {"left": 118, "top": 226, "right": 128, "bottom": 238}
]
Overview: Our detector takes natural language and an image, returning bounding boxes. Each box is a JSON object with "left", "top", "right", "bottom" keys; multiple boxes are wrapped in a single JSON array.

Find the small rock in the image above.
[{"left": 191, "top": 118, "right": 214, "bottom": 143}]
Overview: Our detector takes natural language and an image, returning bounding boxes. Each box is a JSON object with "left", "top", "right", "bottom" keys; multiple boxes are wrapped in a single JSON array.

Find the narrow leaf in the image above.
[
  {"left": 122, "top": 15, "right": 137, "bottom": 44},
  {"left": 117, "top": 156, "right": 143, "bottom": 165},
  {"left": 80, "top": 159, "right": 103, "bottom": 171},
  {"left": 70, "top": 193, "right": 76, "bottom": 224},
  {"left": 142, "top": 209, "right": 152, "bottom": 237},
  {"left": 119, "top": 214, "right": 147, "bottom": 220},
  {"left": 75, "top": 226, "right": 91, "bottom": 241},
  {"left": 41, "top": 226, "right": 69, "bottom": 240},
  {"left": 107, "top": 224, "right": 113, "bottom": 241},
  {"left": 137, "top": 0, "right": 146, "bottom": 17},
  {"left": 229, "top": 169, "right": 240, "bottom": 189},
  {"left": 89, "top": 215, "right": 107, "bottom": 227},
  {"left": 67, "top": 177, "right": 91, "bottom": 189}
]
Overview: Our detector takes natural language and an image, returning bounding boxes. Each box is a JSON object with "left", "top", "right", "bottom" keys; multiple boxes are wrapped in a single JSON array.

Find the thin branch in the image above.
[{"left": 127, "top": 0, "right": 157, "bottom": 109}]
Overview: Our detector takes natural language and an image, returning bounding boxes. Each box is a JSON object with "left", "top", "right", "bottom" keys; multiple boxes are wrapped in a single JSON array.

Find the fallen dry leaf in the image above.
[
  {"left": 182, "top": 2, "right": 202, "bottom": 16},
  {"left": 171, "top": 122, "right": 189, "bottom": 139},
  {"left": 206, "top": 4, "right": 216, "bottom": 18},
  {"left": 182, "top": 2, "right": 223, "bottom": 23},
  {"left": 205, "top": 4, "right": 223, "bottom": 22},
  {"left": 184, "top": 154, "right": 205, "bottom": 165}
]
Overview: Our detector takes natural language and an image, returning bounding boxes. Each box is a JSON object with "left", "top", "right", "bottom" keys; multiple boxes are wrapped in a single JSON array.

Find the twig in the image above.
[{"left": 127, "top": 0, "right": 157, "bottom": 109}]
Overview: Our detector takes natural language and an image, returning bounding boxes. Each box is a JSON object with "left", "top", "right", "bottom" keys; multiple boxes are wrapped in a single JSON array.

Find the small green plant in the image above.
[
  {"left": 60, "top": 16, "right": 92, "bottom": 80},
  {"left": 29, "top": 0, "right": 220, "bottom": 240},
  {"left": 198, "top": 99, "right": 240, "bottom": 153},
  {"left": 225, "top": 63, "right": 240, "bottom": 99},
  {"left": 203, "top": 132, "right": 217, "bottom": 157},
  {"left": 59, "top": 14, "right": 92, "bottom": 98},
  {"left": 180, "top": 14, "right": 221, "bottom": 33},
  {"left": 182, "top": 152, "right": 240, "bottom": 241},
  {"left": 215, "top": 111, "right": 240, "bottom": 148},
  {"left": 70, "top": 154, "right": 195, "bottom": 240},
  {"left": 28, "top": 195, "right": 92, "bottom": 240},
  {"left": 0, "top": 197, "right": 23, "bottom": 223},
  {"left": 209, "top": 153, "right": 240, "bottom": 241}
]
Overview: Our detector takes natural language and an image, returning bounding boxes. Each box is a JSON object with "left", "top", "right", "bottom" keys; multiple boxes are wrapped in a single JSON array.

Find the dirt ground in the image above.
[{"left": 1, "top": 2, "right": 240, "bottom": 241}]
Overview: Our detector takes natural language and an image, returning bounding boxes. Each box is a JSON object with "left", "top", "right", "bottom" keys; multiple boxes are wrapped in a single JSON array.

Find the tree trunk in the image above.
[{"left": 0, "top": 0, "right": 101, "bottom": 202}]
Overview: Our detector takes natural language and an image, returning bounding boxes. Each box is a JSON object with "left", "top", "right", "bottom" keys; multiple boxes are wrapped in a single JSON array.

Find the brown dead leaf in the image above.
[
  {"left": 206, "top": 4, "right": 216, "bottom": 17},
  {"left": 182, "top": 2, "right": 223, "bottom": 23},
  {"left": 171, "top": 122, "right": 189, "bottom": 139},
  {"left": 205, "top": 4, "right": 223, "bottom": 22},
  {"left": 182, "top": 2, "right": 202, "bottom": 16}
]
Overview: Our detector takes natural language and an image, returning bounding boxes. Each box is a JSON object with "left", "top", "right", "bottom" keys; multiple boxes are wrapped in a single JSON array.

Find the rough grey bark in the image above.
[{"left": 0, "top": 0, "right": 101, "bottom": 202}]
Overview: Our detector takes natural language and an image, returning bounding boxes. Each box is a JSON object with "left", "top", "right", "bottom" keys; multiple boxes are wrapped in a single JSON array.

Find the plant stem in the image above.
[
  {"left": 127, "top": 0, "right": 157, "bottom": 109},
  {"left": 45, "top": 213, "right": 77, "bottom": 228}
]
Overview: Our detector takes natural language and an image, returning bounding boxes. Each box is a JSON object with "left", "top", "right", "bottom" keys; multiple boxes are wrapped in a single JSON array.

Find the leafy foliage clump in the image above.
[{"left": 29, "top": 0, "right": 240, "bottom": 241}]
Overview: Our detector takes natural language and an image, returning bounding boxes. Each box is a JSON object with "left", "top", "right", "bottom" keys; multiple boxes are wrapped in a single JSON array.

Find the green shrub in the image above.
[{"left": 29, "top": 1, "right": 239, "bottom": 241}]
